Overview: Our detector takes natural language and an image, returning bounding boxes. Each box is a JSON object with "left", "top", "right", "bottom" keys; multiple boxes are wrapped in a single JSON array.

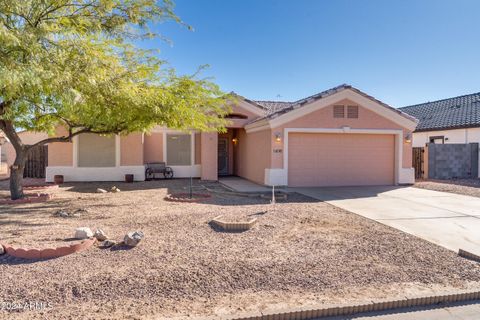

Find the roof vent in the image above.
[{"left": 449, "top": 105, "right": 461, "bottom": 109}]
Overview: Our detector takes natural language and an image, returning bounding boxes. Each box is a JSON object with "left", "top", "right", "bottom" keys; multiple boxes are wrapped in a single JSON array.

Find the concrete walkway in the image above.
[
  {"left": 294, "top": 186, "right": 480, "bottom": 256},
  {"left": 219, "top": 176, "right": 273, "bottom": 193}
]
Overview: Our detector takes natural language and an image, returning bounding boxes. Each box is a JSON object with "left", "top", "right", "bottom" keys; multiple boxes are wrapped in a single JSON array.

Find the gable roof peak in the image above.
[{"left": 251, "top": 84, "right": 415, "bottom": 122}]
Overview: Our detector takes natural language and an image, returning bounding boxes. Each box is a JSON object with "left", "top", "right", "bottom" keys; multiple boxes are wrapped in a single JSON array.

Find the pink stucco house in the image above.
[{"left": 46, "top": 84, "right": 418, "bottom": 187}]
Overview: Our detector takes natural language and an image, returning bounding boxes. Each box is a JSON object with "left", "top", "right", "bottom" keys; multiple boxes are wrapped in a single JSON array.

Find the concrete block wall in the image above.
[{"left": 428, "top": 143, "right": 479, "bottom": 179}]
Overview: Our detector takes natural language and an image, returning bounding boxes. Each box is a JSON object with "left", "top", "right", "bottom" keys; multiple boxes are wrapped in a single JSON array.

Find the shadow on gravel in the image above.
[
  {"left": 109, "top": 244, "right": 134, "bottom": 251},
  {"left": 0, "top": 219, "right": 53, "bottom": 227},
  {"left": 247, "top": 211, "right": 268, "bottom": 217},
  {"left": 207, "top": 221, "right": 251, "bottom": 233},
  {"left": 59, "top": 179, "right": 319, "bottom": 206},
  {"left": 0, "top": 254, "right": 54, "bottom": 265},
  {"left": 0, "top": 202, "right": 65, "bottom": 214},
  {"left": 60, "top": 179, "right": 198, "bottom": 193}
]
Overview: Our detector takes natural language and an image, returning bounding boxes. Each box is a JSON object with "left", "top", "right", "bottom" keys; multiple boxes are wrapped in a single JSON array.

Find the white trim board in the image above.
[
  {"left": 168, "top": 165, "right": 202, "bottom": 178},
  {"left": 46, "top": 164, "right": 202, "bottom": 182},
  {"left": 263, "top": 127, "right": 413, "bottom": 186},
  {"left": 46, "top": 166, "right": 146, "bottom": 182}
]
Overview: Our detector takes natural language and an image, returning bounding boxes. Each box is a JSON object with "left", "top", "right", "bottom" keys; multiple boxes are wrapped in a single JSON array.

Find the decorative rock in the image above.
[
  {"left": 72, "top": 208, "right": 87, "bottom": 217},
  {"left": 54, "top": 209, "right": 69, "bottom": 218},
  {"left": 74, "top": 227, "right": 94, "bottom": 240},
  {"left": 110, "top": 186, "right": 121, "bottom": 193},
  {"left": 99, "top": 239, "right": 116, "bottom": 248},
  {"left": 124, "top": 231, "right": 144, "bottom": 247},
  {"left": 94, "top": 229, "right": 108, "bottom": 241},
  {"left": 96, "top": 188, "right": 108, "bottom": 193},
  {"left": 0, "top": 245, "right": 4, "bottom": 255}
]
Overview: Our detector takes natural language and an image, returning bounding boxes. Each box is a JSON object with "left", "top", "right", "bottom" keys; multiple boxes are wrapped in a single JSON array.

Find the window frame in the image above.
[
  {"left": 163, "top": 131, "right": 195, "bottom": 166},
  {"left": 74, "top": 134, "right": 120, "bottom": 168}
]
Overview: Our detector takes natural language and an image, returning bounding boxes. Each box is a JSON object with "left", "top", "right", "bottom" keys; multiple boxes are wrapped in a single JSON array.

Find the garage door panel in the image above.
[{"left": 288, "top": 133, "right": 394, "bottom": 187}]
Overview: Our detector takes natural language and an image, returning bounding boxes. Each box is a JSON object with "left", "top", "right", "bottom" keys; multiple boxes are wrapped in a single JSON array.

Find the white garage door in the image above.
[{"left": 288, "top": 133, "right": 395, "bottom": 187}]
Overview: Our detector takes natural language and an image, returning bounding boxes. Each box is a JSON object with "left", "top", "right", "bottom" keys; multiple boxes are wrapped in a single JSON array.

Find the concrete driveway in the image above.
[{"left": 294, "top": 186, "right": 480, "bottom": 256}]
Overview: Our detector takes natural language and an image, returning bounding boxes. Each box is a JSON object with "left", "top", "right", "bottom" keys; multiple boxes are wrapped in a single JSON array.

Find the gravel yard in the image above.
[
  {"left": 1, "top": 179, "right": 480, "bottom": 319},
  {"left": 415, "top": 179, "right": 480, "bottom": 198}
]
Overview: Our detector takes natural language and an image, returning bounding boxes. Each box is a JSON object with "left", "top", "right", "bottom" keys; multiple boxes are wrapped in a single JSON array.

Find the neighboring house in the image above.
[
  {"left": 46, "top": 84, "right": 418, "bottom": 187},
  {"left": 400, "top": 92, "right": 480, "bottom": 177},
  {"left": 2, "top": 130, "right": 49, "bottom": 177}
]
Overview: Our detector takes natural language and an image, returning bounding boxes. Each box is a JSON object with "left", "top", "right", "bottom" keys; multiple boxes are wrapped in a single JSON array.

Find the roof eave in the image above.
[{"left": 414, "top": 124, "right": 480, "bottom": 133}]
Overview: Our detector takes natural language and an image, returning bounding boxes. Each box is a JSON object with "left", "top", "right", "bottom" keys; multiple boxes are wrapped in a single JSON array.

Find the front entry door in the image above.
[{"left": 218, "top": 138, "right": 229, "bottom": 175}]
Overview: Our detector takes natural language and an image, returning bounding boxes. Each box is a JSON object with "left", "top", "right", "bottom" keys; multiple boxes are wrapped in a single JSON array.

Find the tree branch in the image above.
[
  {"left": 26, "top": 127, "right": 121, "bottom": 151},
  {"left": 0, "top": 119, "right": 24, "bottom": 152}
]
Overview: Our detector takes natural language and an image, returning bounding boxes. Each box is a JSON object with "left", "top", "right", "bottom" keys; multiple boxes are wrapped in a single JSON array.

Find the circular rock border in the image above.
[
  {"left": 164, "top": 192, "right": 211, "bottom": 203},
  {"left": 1, "top": 238, "right": 96, "bottom": 260},
  {"left": 211, "top": 215, "right": 257, "bottom": 232},
  {"left": 0, "top": 193, "right": 52, "bottom": 205},
  {"left": 23, "top": 184, "right": 59, "bottom": 190}
]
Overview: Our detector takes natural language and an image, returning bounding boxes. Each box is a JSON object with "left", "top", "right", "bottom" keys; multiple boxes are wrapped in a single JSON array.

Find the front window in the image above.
[
  {"left": 78, "top": 133, "right": 115, "bottom": 167},
  {"left": 167, "top": 134, "right": 191, "bottom": 165}
]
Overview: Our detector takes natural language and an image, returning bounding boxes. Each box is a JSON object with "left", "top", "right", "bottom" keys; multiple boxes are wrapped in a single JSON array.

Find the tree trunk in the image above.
[
  {"left": 0, "top": 119, "right": 27, "bottom": 200},
  {"left": 9, "top": 154, "right": 25, "bottom": 200}
]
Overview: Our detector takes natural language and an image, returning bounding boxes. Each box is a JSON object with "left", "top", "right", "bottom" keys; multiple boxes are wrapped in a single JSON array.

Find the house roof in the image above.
[
  {"left": 250, "top": 100, "right": 294, "bottom": 115},
  {"left": 399, "top": 92, "right": 480, "bottom": 132},
  {"left": 246, "top": 84, "right": 417, "bottom": 124}
]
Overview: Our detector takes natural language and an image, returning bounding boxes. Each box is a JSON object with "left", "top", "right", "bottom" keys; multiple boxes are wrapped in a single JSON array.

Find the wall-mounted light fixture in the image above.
[
  {"left": 405, "top": 133, "right": 412, "bottom": 143},
  {"left": 274, "top": 132, "right": 282, "bottom": 142},
  {"left": 232, "top": 137, "right": 238, "bottom": 145}
]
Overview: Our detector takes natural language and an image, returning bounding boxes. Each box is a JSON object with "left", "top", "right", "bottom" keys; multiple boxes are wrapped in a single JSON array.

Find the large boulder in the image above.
[
  {"left": 94, "top": 229, "right": 108, "bottom": 241},
  {"left": 74, "top": 227, "right": 94, "bottom": 240},
  {"left": 124, "top": 231, "right": 144, "bottom": 247}
]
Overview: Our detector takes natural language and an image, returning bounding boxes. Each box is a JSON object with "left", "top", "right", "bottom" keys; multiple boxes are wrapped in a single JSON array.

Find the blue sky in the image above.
[{"left": 142, "top": 0, "right": 480, "bottom": 107}]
